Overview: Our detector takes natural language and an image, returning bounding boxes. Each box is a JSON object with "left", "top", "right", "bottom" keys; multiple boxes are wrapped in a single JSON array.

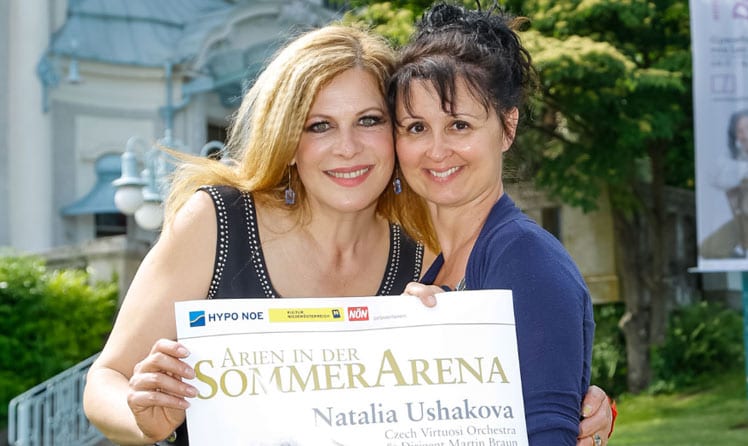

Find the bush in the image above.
[
  {"left": 0, "top": 253, "right": 118, "bottom": 428},
  {"left": 589, "top": 300, "right": 744, "bottom": 397},
  {"left": 651, "top": 300, "right": 744, "bottom": 391},
  {"left": 591, "top": 302, "right": 628, "bottom": 397}
]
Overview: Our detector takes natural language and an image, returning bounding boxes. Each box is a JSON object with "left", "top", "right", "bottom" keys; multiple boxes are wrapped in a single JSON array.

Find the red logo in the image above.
[{"left": 347, "top": 306, "right": 369, "bottom": 321}]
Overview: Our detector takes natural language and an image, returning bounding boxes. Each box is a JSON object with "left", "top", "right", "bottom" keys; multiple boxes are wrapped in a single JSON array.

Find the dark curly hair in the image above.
[{"left": 387, "top": 1, "right": 536, "bottom": 134}]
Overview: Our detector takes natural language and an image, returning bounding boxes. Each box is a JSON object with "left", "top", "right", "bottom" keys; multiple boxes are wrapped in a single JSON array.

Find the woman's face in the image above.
[
  {"left": 737, "top": 115, "right": 748, "bottom": 153},
  {"left": 295, "top": 68, "right": 394, "bottom": 214},
  {"left": 395, "top": 78, "right": 515, "bottom": 209}
]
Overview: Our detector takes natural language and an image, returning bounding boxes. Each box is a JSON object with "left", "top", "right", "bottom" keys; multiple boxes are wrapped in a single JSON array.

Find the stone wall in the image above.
[{"left": 43, "top": 235, "right": 151, "bottom": 304}]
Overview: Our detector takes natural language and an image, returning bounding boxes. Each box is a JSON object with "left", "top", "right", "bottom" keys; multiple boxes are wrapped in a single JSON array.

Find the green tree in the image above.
[
  {"left": 515, "top": 0, "right": 693, "bottom": 393},
  {"left": 346, "top": 0, "right": 694, "bottom": 392},
  {"left": 331, "top": 1, "right": 478, "bottom": 45}
]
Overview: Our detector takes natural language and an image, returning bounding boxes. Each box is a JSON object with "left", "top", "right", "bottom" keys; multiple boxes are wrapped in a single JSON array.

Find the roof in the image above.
[
  {"left": 50, "top": 0, "right": 237, "bottom": 67},
  {"left": 39, "top": 0, "right": 340, "bottom": 84},
  {"left": 61, "top": 153, "right": 122, "bottom": 216},
  {"left": 39, "top": 0, "right": 341, "bottom": 105}
]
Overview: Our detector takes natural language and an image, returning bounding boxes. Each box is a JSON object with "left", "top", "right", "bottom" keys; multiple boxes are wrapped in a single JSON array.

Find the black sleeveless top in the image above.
[
  {"left": 201, "top": 185, "right": 424, "bottom": 298},
  {"left": 164, "top": 185, "right": 424, "bottom": 445}
]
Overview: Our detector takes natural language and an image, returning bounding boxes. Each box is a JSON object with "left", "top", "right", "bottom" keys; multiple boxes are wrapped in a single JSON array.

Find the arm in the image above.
[
  {"left": 403, "top": 281, "right": 614, "bottom": 445},
  {"left": 83, "top": 191, "right": 217, "bottom": 445},
  {"left": 468, "top": 225, "right": 593, "bottom": 446}
]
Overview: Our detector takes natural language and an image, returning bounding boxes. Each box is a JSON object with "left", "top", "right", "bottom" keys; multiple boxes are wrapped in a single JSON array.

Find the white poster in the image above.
[
  {"left": 693, "top": 0, "right": 748, "bottom": 270},
  {"left": 175, "top": 291, "right": 528, "bottom": 446}
]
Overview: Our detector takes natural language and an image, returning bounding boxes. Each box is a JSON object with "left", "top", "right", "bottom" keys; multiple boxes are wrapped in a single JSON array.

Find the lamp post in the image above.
[
  {"left": 112, "top": 62, "right": 228, "bottom": 231},
  {"left": 112, "top": 132, "right": 226, "bottom": 231}
]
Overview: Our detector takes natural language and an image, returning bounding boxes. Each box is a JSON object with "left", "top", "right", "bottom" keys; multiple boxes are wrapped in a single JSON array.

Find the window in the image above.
[
  {"left": 207, "top": 123, "right": 228, "bottom": 145},
  {"left": 95, "top": 213, "right": 127, "bottom": 237},
  {"left": 541, "top": 206, "right": 561, "bottom": 240}
]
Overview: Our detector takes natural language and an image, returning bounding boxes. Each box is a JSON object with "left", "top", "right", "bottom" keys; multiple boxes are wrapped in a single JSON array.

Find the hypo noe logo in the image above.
[
  {"left": 188, "top": 310, "right": 264, "bottom": 327},
  {"left": 189, "top": 310, "right": 206, "bottom": 327}
]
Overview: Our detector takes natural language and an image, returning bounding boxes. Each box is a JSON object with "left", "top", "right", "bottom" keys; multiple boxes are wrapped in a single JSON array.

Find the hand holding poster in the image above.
[{"left": 175, "top": 290, "right": 528, "bottom": 446}]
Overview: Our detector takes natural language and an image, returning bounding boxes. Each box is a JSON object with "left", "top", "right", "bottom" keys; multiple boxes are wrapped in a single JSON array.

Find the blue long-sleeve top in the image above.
[{"left": 421, "top": 194, "right": 594, "bottom": 445}]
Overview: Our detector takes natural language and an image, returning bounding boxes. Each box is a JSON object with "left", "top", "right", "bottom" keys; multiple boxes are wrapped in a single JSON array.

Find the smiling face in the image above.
[
  {"left": 294, "top": 67, "right": 395, "bottom": 214},
  {"left": 395, "top": 78, "right": 516, "bottom": 210},
  {"left": 737, "top": 115, "right": 748, "bottom": 155}
]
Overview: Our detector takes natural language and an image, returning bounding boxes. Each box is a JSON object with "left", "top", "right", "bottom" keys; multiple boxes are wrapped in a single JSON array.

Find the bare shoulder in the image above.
[
  {"left": 166, "top": 189, "right": 217, "bottom": 240},
  {"left": 121, "top": 189, "right": 218, "bottom": 316},
  {"left": 154, "top": 190, "right": 217, "bottom": 287}
]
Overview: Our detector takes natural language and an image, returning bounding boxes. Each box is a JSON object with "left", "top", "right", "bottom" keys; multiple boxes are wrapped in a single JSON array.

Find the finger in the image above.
[
  {"left": 130, "top": 371, "right": 198, "bottom": 399},
  {"left": 416, "top": 294, "right": 437, "bottom": 307},
  {"left": 596, "top": 432, "right": 607, "bottom": 446},
  {"left": 579, "top": 408, "right": 608, "bottom": 439},
  {"left": 402, "top": 282, "right": 428, "bottom": 296},
  {"left": 581, "top": 385, "right": 606, "bottom": 418},
  {"left": 404, "top": 283, "right": 444, "bottom": 302},
  {"left": 402, "top": 283, "right": 437, "bottom": 307},
  {"left": 151, "top": 338, "right": 191, "bottom": 359},
  {"left": 577, "top": 432, "right": 607, "bottom": 446},
  {"left": 134, "top": 350, "right": 195, "bottom": 380},
  {"left": 128, "top": 386, "right": 191, "bottom": 411},
  {"left": 580, "top": 389, "right": 613, "bottom": 441}
]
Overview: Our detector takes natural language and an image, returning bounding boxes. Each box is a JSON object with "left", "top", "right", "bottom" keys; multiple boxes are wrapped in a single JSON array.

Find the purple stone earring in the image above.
[{"left": 285, "top": 167, "right": 296, "bottom": 205}]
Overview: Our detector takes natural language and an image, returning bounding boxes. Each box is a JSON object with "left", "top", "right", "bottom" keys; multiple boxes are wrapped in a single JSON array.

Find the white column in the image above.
[{"left": 8, "top": 0, "right": 53, "bottom": 252}]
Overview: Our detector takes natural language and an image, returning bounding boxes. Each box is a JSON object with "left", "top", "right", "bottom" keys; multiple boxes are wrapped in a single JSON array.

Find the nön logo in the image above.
[{"left": 347, "top": 306, "right": 369, "bottom": 321}]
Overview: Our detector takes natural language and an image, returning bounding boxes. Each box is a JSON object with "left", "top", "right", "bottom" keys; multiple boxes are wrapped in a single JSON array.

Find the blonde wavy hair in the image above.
[{"left": 163, "top": 24, "right": 436, "bottom": 250}]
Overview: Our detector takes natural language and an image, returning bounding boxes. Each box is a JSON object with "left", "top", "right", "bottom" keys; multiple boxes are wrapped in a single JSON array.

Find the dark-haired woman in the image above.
[{"left": 393, "top": 3, "right": 602, "bottom": 445}]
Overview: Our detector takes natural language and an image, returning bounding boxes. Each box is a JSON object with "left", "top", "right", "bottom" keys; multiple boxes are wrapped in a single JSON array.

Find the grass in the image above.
[{"left": 610, "top": 369, "right": 748, "bottom": 445}]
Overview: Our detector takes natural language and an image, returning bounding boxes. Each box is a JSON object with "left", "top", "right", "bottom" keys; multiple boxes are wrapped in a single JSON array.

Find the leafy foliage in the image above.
[
  {"left": 341, "top": 2, "right": 418, "bottom": 46},
  {"left": 334, "top": 1, "right": 480, "bottom": 46},
  {"left": 516, "top": 0, "right": 694, "bottom": 211},
  {"left": 650, "top": 301, "right": 744, "bottom": 392},
  {"left": 0, "top": 253, "right": 118, "bottom": 427},
  {"left": 590, "top": 300, "right": 744, "bottom": 397},
  {"left": 590, "top": 303, "right": 628, "bottom": 397}
]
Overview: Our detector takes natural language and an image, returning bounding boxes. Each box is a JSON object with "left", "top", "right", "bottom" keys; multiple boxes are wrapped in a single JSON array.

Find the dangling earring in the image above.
[
  {"left": 392, "top": 166, "right": 402, "bottom": 195},
  {"left": 284, "top": 166, "right": 296, "bottom": 205}
]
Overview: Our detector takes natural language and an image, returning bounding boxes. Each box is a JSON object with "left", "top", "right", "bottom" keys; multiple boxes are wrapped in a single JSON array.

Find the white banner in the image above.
[
  {"left": 693, "top": 0, "right": 748, "bottom": 270},
  {"left": 175, "top": 291, "right": 528, "bottom": 446}
]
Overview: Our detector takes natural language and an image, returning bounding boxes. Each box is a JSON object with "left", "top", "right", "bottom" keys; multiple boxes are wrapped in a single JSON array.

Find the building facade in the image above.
[{"left": 1, "top": 0, "right": 340, "bottom": 294}]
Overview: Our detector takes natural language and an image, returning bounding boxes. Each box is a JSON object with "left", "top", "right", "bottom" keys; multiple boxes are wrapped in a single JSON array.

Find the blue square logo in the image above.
[{"left": 189, "top": 310, "right": 206, "bottom": 327}]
